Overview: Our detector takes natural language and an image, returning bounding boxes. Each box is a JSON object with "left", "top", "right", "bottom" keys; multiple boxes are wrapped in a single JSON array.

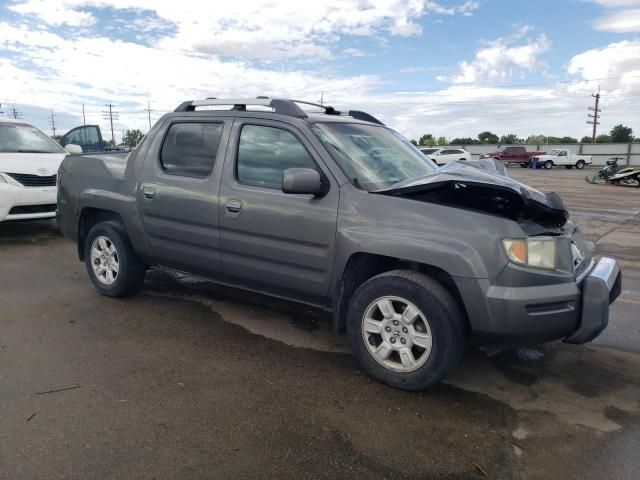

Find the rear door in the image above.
[
  {"left": 137, "top": 118, "right": 231, "bottom": 277},
  {"left": 218, "top": 119, "right": 339, "bottom": 305}
]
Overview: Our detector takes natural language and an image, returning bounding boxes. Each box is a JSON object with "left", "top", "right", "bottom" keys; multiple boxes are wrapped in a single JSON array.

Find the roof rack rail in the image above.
[{"left": 174, "top": 97, "right": 384, "bottom": 125}]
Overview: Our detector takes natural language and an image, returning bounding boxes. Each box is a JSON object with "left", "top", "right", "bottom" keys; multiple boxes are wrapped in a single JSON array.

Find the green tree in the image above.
[
  {"left": 580, "top": 135, "right": 593, "bottom": 143},
  {"left": 595, "top": 134, "right": 611, "bottom": 143},
  {"left": 410, "top": 139, "right": 418, "bottom": 146},
  {"left": 478, "top": 131, "right": 499, "bottom": 143},
  {"left": 450, "top": 137, "right": 481, "bottom": 145},
  {"left": 558, "top": 136, "right": 578, "bottom": 144},
  {"left": 610, "top": 124, "right": 634, "bottom": 143},
  {"left": 123, "top": 129, "right": 144, "bottom": 148},
  {"left": 499, "top": 134, "right": 522, "bottom": 144},
  {"left": 525, "top": 134, "right": 545, "bottom": 145},
  {"left": 436, "top": 136, "right": 448, "bottom": 146},
  {"left": 418, "top": 134, "right": 435, "bottom": 146}
]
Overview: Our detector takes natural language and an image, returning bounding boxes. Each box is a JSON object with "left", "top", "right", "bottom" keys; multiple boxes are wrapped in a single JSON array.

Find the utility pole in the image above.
[
  {"left": 49, "top": 110, "right": 57, "bottom": 137},
  {"left": 587, "top": 86, "right": 601, "bottom": 143},
  {"left": 82, "top": 103, "right": 86, "bottom": 126},
  {"left": 319, "top": 91, "right": 324, "bottom": 106},
  {"left": 10, "top": 105, "right": 22, "bottom": 120},
  {"left": 145, "top": 100, "right": 153, "bottom": 130},
  {"left": 102, "top": 102, "right": 119, "bottom": 146}
]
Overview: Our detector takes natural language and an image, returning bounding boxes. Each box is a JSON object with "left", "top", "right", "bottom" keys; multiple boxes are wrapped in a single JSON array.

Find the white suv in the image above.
[
  {"left": 0, "top": 118, "right": 68, "bottom": 221},
  {"left": 419, "top": 147, "right": 471, "bottom": 165}
]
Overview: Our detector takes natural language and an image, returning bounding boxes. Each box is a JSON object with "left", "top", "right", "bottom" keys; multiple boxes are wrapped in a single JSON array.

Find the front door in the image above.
[
  {"left": 138, "top": 118, "right": 231, "bottom": 277},
  {"left": 218, "top": 120, "right": 339, "bottom": 305}
]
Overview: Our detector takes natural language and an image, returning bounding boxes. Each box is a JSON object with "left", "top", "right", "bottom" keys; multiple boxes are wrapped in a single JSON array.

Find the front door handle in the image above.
[
  {"left": 142, "top": 186, "right": 156, "bottom": 199},
  {"left": 226, "top": 199, "right": 243, "bottom": 213}
]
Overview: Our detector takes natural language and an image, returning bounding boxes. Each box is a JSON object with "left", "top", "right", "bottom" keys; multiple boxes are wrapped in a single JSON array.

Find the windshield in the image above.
[
  {"left": 549, "top": 149, "right": 561, "bottom": 155},
  {"left": 420, "top": 148, "right": 439, "bottom": 155},
  {"left": 0, "top": 123, "right": 65, "bottom": 153},
  {"left": 312, "top": 123, "right": 437, "bottom": 191}
]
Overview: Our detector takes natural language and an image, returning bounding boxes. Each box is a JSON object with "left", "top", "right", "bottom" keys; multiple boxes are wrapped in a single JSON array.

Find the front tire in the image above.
[
  {"left": 84, "top": 222, "right": 146, "bottom": 297},
  {"left": 544, "top": 160, "right": 554, "bottom": 169},
  {"left": 347, "top": 270, "right": 465, "bottom": 391}
]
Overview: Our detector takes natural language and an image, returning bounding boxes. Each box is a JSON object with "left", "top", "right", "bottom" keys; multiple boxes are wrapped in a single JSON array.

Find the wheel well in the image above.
[
  {"left": 332, "top": 253, "right": 470, "bottom": 334},
  {"left": 77, "top": 208, "right": 124, "bottom": 260}
]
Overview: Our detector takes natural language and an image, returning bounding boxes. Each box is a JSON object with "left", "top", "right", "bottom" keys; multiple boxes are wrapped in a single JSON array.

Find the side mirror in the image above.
[
  {"left": 282, "top": 168, "right": 327, "bottom": 196},
  {"left": 65, "top": 144, "right": 83, "bottom": 154}
]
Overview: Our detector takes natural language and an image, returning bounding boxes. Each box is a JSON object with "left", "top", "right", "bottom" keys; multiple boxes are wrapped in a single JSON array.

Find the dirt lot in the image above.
[{"left": 1, "top": 168, "right": 639, "bottom": 479}]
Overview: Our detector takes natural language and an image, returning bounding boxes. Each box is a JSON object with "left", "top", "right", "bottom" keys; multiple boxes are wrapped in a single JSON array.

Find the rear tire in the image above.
[
  {"left": 576, "top": 160, "right": 585, "bottom": 169},
  {"left": 347, "top": 270, "right": 465, "bottom": 391},
  {"left": 84, "top": 222, "right": 146, "bottom": 297},
  {"left": 544, "top": 160, "right": 554, "bottom": 169}
]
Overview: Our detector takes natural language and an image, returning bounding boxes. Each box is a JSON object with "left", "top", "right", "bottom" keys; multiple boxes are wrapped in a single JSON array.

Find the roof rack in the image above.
[{"left": 174, "top": 97, "right": 384, "bottom": 125}]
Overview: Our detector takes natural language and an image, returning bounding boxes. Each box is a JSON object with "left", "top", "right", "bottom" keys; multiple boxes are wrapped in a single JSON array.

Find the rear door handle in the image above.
[
  {"left": 226, "top": 199, "right": 242, "bottom": 213},
  {"left": 142, "top": 186, "right": 156, "bottom": 199}
]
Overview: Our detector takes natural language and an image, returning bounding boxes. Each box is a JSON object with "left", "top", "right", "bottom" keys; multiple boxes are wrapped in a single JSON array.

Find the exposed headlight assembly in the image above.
[{"left": 502, "top": 237, "right": 557, "bottom": 270}]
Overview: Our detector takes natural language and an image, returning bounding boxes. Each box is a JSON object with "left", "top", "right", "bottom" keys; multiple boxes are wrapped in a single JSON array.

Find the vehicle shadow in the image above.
[{"left": 0, "top": 219, "right": 61, "bottom": 243}]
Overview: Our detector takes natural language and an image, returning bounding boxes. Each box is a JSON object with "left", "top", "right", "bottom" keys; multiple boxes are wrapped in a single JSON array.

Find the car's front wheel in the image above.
[
  {"left": 544, "top": 160, "right": 554, "bottom": 169},
  {"left": 347, "top": 270, "right": 465, "bottom": 391},
  {"left": 85, "top": 222, "right": 146, "bottom": 297}
]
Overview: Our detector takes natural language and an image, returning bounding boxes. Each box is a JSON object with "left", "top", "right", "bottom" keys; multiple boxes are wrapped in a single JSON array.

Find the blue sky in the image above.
[{"left": 0, "top": 0, "right": 639, "bottom": 141}]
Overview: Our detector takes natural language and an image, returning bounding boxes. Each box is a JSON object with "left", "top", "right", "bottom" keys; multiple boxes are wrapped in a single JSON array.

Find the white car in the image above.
[
  {"left": 419, "top": 147, "right": 471, "bottom": 165},
  {"left": 0, "top": 118, "right": 69, "bottom": 221},
  {"left": 529, "top": 149, "right": 592, "bottom": 170}
]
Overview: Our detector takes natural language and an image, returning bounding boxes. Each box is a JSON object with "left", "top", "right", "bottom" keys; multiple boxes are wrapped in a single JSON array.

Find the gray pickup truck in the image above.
[{"left": 57, "top": 98, "right": 621, "bottom": 390}]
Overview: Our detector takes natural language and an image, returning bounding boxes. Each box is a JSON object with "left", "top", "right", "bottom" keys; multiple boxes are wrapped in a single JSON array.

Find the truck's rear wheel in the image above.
[
  {"left": 85, "top": 222, "right": 146, "bottom": 297},
  {"left": 544, "top": 160, "right": 554, "bottom": 169},
  {"left": 347, "top": 270, "right": 465, "bottom": 391},
  {"left": 576, "top": 160, "right": 585, "bottom": 169}
]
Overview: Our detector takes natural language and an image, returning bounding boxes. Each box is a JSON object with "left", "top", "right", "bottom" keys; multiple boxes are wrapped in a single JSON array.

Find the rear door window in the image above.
[
  {"left": 160, "top": 122, "right": 223, "bottom": 178},
  {"left": 236, "top": 124, "right": 317, "bottom": 189}
]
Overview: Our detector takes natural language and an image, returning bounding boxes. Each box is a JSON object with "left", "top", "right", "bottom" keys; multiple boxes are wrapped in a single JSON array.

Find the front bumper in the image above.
[
  {"left": 0, "top": 184, "right": 57, "bottom": 221},
  {"left": 564, "top": 257, "right": 621, "bottom": 343},
  {"left": 457, "top": 256, "right": 621, "bottom": 345}
]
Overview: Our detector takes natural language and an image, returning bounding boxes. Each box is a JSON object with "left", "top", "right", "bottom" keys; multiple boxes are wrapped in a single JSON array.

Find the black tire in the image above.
[
  {"left": 346, "top": 270, "right": 466, "bottom": 391},
  {"left": 544, "top": 160, "right": 554, "bottom": 169},
  {"left": 520, "top": 163, "right": 528, "bottom": 168},
  {"left": 565, "top": 165, "right": 573, "bottom": 169},
  {"left": 576, "top": 160, "right": 585, "bottom": 169},
  {"left": 84, "top": 221, "right": 146, "bottom": 297}
]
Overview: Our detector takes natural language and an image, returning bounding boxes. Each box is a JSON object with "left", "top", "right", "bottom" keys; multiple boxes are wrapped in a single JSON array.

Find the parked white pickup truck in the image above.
[{"left": 527, "top": 149, "right": 592, "bottom": 170}]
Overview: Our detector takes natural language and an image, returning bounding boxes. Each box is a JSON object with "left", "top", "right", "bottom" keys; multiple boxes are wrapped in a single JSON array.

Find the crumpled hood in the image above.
[{"left": 374, "top": 161, "right": 569, "bottom": 228}]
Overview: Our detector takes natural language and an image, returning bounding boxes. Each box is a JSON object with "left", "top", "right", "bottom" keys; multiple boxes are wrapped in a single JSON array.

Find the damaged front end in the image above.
[{"left": 374, "top": 161, "right": 569, "bottom": 229}]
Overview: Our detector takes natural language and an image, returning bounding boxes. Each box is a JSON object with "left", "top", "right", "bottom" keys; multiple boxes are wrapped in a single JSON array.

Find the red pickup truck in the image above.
[{"left": 480, "top": 146, "right": 542, "bottom": 166}]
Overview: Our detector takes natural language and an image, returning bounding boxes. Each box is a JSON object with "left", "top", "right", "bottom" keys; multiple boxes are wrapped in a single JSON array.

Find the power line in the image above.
[
  {"left": 102, "top": 102, "right": 119, "bottom": 145},
  {"left": 587, "top": 86, "right": 601, "bottom": 143}
]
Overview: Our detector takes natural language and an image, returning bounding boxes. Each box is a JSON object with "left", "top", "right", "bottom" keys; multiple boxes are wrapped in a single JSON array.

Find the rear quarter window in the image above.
[{"left": 160, "top": 122, "right": 223, "bottom": 178}]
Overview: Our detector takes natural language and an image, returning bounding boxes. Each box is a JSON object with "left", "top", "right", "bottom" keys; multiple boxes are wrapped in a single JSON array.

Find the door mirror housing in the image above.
[
  {"left": 64, "top": 144, "right": 83, "bottom": 154},
  {"left": 282, "top": 168, "right": 327, "bottom": 196}
]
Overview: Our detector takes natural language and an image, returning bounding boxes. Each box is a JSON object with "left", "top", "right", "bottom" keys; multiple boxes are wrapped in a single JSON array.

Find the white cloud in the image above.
[
  {"left": 6, "top": 0, "right": 477, "bottom": 60},
  {"left": 437, "top": 30, "right": 551, "bottom": 84},
  {"left": 567, "top": 39, "right": 640, "bottom": 94},
  {"left": 594, "top": 8, "right": 640, "bottom": 32}
]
